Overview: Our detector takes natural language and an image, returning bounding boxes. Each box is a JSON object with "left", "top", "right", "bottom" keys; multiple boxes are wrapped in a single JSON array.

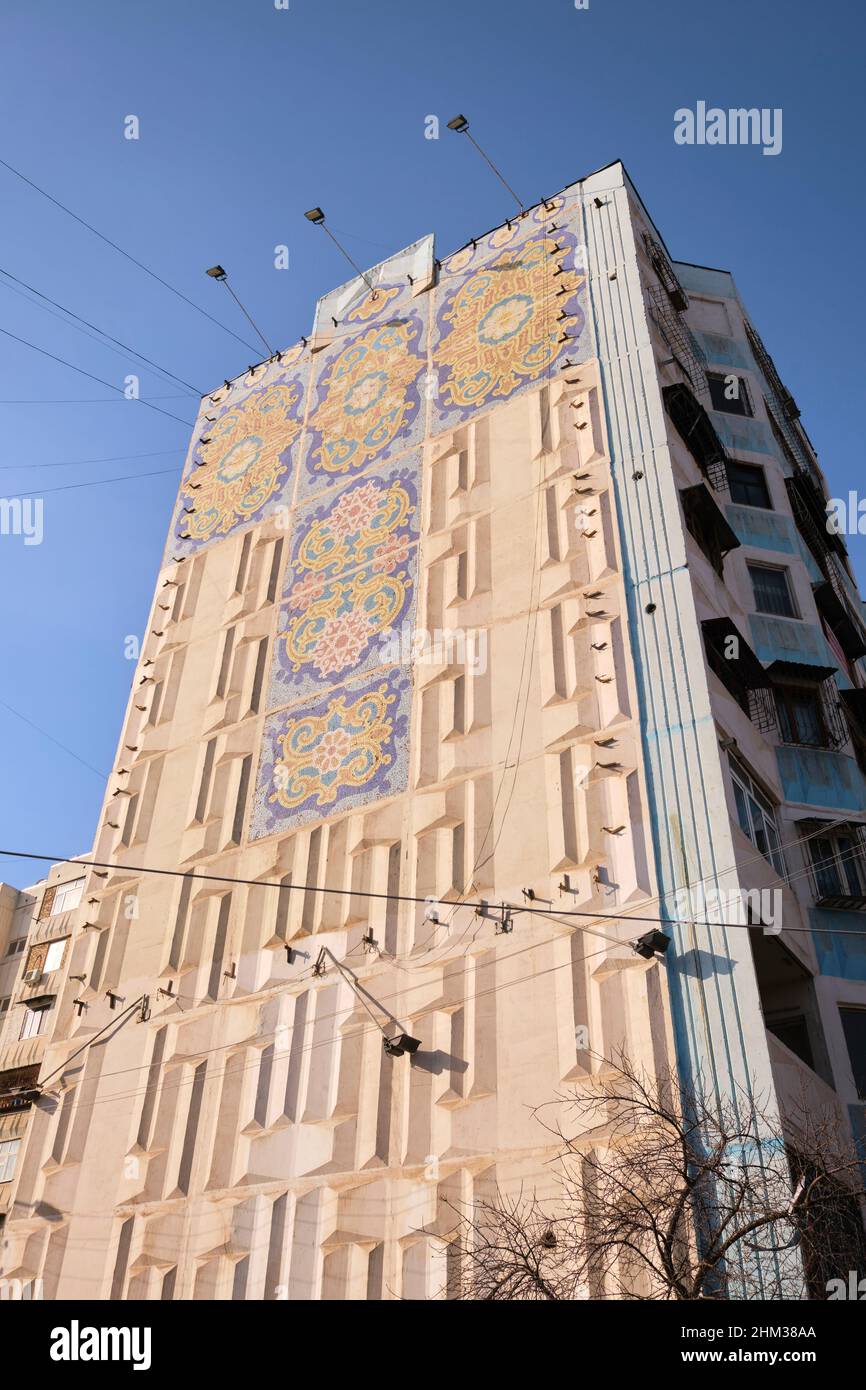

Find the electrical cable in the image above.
[
  {"left": 0, "top": 394, "right": 189, "bottom": 405},
  {"left": 438, "top": 202, "right": 585, "bottom": 949},
  {"left": 0, "top": 325, "right": 193, "bottom": 428},
  {"left": 37, "top": 996, "right": 145, "bottom": 1088},
  {"left": 0, "top": 153, "right": 261, "bottom": 355},
  {"left": 0, "top": 447, "right": 183, "bottom": 473},
  {"left": 8, "top": 833, "right": 866, "bottom": 1125},
  {"left": 2, "top": 826, "right": 866, "bottom": 937},
  {"left": 0, "top": 466, "right": 179, "bottom": 500},
  {"left": 0, "top": 700, "right": 107, "bottom": 780},
  {"left": 19, "top": 931, "right": 622, "bottom": 1121},
  {"left": 0, "top": 264, "right": 202, "bottom": 394}
]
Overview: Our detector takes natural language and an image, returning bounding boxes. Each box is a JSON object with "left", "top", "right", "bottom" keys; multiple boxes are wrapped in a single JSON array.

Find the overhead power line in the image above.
[
  {"left": 0, "top": 326, "right": 193, "bottom": 428},
  {"left": 0, "top": 264, "right": 202, "bottom": 394},
  {"left": 38, "top": 996, "right": 146, "bottom": 1088},
  {"left": 1, "top": 467, "right": 178, "bottom": 500},
  {"left": 0, "top": 447, "right": 182, "bottom": 473},
  {"left": 0, "top": 395, "right": 189, "bottom": 404},
  {"left": 1, "top": 847, "right": 865, "bottom": 939},
  {"left": 19, "top": 938, "right": 620, "bottom": 1124},
  {"left": 0, "top": 154, "right": 261, "bottom": 355},
  {"left": 0, "top": 701, "right": 107, "bottom": 779}
]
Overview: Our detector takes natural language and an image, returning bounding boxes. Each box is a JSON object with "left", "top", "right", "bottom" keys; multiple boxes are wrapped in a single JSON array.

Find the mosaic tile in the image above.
[
  {"left": 431, "top": 196, "right": 590, "bottom": 432},
  {"left": 298, "top": 290, "right": 427, "bottom": 502},
  {"left": 267, "top": 454, "right": 421, "bottom": 709},
  {"left": 167, "top": 346, "right": 309, "bottom": 559},
  {"left": 250, "top": 667, "right": 412, "bottom": 840}
]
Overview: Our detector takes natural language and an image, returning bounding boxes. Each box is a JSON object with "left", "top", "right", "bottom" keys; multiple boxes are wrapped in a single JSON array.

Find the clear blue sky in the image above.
[{"left": 0, "top": 0, "right": 864, "bottom": 888}]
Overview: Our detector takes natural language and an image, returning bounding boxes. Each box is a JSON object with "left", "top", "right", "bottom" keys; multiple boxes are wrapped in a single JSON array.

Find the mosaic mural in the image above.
[
  {"left": 164, "top": 199, "right": 595, "bottom": 839},
  {"left": 431, "top": 196, "right": 589, "bottom": 432},
  {"left": 168, "top": 347, "right": 309, "bottom": 558},
  {"left": 250, "top": 667, "right": 411, "bottom": 839},
  {"left": 298, "top": 289, "right": 427, "bottom": 502},
  {"left": 268, "top": 454, "right": 420, "bottom": 708}
]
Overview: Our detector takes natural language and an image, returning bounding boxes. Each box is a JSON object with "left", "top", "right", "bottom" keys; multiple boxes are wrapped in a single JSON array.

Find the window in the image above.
[
  {"left": 729, "top": 758, "right": 787, "bottom": 877},
  {"left": 44, "top": 939, "right": 68, "bottom": 974},
  {"left": 748, "top": 564, "right": 797, "bottom": 618},
  {"left": 0, "top": 1137, "right": 21, "bottom": 1184},
  {"left": 52, "top": 877, "right": 84, "bottom": 914},
  {"left": 775, "top": 683, "right": 828, "bottom": 747},
  {"left": 708, "top": 372, "right": 752, "bottom": 416},
  {"left": 19, "top": 1005, "right": 48, "bottom": 1041},
  {"left": 810, "top": 834, "right": 866, "bottom": 900},
  {"left": 727, "top": 461, "right": 772, "bottom": 509},
  {"left": 4, "top": 937, "right": 26, "bottom": 958},
  {"left": 839, "top": 1007, "right": 866, "bottom": 1100},
  {"left": 0, "top": 996, "right": 10, "bottom": 1020}
]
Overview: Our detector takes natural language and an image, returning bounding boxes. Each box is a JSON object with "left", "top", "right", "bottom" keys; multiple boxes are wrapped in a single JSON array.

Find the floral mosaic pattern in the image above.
[
  {"left": 250, "top": 668, "right": 411, "bottom": 839},
  {"left": 299, "top": 306, "right": 426, "bottom": 501},
  {"left": 169, "top": 352, "right": 309, "bottom": 557},
  {"left": 268, "top": 456, "right": 420, "bottom": 707},
  {"left": 431, "top": 197, "right": 589, "bottom": 431}
]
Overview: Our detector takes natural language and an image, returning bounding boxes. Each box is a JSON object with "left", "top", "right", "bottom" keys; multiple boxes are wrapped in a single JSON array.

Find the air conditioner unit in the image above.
[{"left": 23, "top": 968, "right": 43, "bottom": 985}]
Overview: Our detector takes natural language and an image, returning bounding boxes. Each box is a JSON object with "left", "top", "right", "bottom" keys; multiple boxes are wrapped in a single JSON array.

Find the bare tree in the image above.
[{"left": 448, "top": 1052, "right": 866, "bottom": 1300}]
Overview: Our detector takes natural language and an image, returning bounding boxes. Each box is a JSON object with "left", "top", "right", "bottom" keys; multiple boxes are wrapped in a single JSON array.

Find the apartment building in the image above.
[
  {"left": 0, "top": 160, "right": 863, "bottom": 1300},
  {"left": 0, "top": 863, "right": 86, "bottom": 1251}
]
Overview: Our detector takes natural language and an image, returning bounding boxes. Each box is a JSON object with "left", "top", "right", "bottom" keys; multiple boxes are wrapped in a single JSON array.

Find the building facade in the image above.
[{"left": 1, "top": 161, "right": 864, "bottom": 1300}]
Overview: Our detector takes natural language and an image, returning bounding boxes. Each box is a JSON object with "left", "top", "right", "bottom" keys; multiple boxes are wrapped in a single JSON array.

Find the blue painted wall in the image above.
[
  {"left": 812, "top": 908, "right": 866, "bottom": 980},
  {"left": 776, "top": 746, "right": 866, "bottom": 811},
  {"left": 712, "top": 411, "right": 777, "bottom": 458}
]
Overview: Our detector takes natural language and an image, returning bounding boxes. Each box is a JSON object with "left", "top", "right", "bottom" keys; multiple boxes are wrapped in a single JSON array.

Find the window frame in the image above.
[
  {"left": 810, "top": 834, "right": 866, "bottom": 899},
  {"left": 729, "top": 757, "right": 787, "bottom": 878},
  {"left": 839, "top": 1006, "right": 866, "bottom": 1100},
  {"left": 51, "top": 877, "right": 84, "bottom": 915},
  {"left": 748, "top": 562, "right": 799, "bottom": 619},
  {"left": 775, "top": 681, "right": 830, "bottom": 748},
  {"left": 707, "top": 371, "right": 754, "bottom": 417},
  {"left": 0, "top": 1137, "right": 21, "bottom": 1184},
  {"left": 19, "top": 1005, "right": 46, "bottom": 1041},
  {"left": 726, "top": 460, "right": 772, "bottom": 510},
  {"left": 43, "top": 939, "right": 68, "bottom": 974}
]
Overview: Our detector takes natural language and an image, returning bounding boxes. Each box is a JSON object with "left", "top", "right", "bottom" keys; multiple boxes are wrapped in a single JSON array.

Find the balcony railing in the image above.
[
  {"left": 643, "top": 233, "right": 689, "bottom": 310},
  {"left": 663, "top": 383, "right": 730, "bottom": 493},
  {"left": 702, "top": 617, "right": 777, "bottom": 733},
  {"left": 744, "top": 320, "right": 819, "bottom": 481},
  {"left": 647, "top": 287, "right": 708, "bottom": 395},
  {"left": 799, "top": 819, "right": 866, "bottom": 910}
]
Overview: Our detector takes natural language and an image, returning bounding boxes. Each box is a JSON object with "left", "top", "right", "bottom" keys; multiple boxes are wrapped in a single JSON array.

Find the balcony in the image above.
[
  {"left": 701, "top": 616, "right": 777, "bottom": 732},
  {"left": 798, "top": 817, "right": 866, "bottom": 912},
  {"left": 768, "top": 661, "right": 849, "bottom": 753},
  {"left": 681, "top": 483, "right": 740, "bottom": 577},
  {"left": 786, "top": 471, "right": 848, "bottom": 571},
  {"left": 813, "top": 577, "right": 866, "bottom": 664},
  {"left": 752, "top": 930, "right": 834, "bottom": 1088},
  {"left": 643, "top": 232, "right": 689, "bottom": 311},
  {"left": 648, "top": 288, "right": 707, "bottom": 394},
  {"left": 662, "top": 383, "right": 730, "bottom": 493},
  {"left": 0, "top": 1064, "right": 41, "bottom": 1115}
]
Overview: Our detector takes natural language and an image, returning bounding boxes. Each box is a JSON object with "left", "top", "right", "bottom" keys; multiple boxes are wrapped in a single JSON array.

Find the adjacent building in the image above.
[{"left": 1, "top": 160, "right": 864, "bottom": 1299}]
